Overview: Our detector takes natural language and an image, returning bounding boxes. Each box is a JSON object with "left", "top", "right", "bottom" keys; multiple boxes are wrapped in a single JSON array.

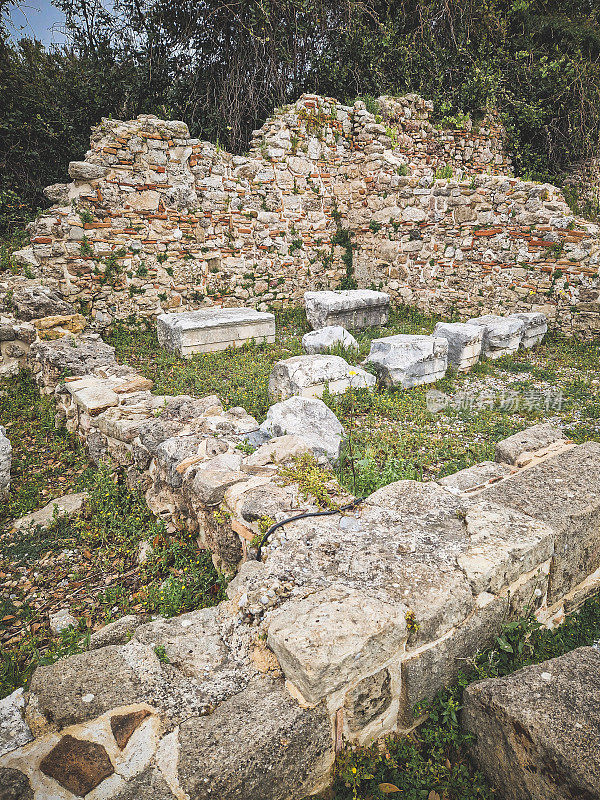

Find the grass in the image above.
[{"left": 107, "top": 304, "right": 600, "bottom": 498}]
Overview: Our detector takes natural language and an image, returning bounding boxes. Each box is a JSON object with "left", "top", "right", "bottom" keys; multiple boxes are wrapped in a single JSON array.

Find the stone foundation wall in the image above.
[{"left": 3, "top": 333, "right": 600, "bottom": 800}]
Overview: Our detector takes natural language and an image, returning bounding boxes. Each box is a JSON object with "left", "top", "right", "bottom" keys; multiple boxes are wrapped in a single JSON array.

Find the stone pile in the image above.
[
  {"left": 268, "top": 354, "right": 375, "bottom": 400},
  {"left": 304, "top": 290, "right": 390, "bottom": 331},
  {"left": 366, "top": 333, "right": 449, "bottom": 387},
  {"left": 157, "top": 308, "right": 276, "bottom": 356}
]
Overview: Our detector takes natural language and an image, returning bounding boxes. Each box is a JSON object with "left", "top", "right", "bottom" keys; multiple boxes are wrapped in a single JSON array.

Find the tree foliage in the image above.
[{"left": 1, "top": 0, "right": 599, "bottom": 226}]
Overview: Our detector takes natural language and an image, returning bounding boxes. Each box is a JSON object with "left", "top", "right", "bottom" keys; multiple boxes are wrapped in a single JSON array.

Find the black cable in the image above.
[{"left": 255, "top": 496, "right": 367, "bottom": 561}]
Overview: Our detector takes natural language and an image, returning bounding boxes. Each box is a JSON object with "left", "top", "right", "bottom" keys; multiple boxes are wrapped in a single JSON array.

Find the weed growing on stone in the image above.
[{"left": 324, "top": 594, "right": 600, "bottom": 800}]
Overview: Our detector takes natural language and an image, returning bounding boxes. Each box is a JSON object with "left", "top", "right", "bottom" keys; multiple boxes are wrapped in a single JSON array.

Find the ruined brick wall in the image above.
[{"left": 25, "top": 94, "right": 600, "bottom": 337}]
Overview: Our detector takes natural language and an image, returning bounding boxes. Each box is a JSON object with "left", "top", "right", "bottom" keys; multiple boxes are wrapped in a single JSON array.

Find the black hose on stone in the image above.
[{"left": 255, "top": 496, "right": 366, "bottom": 561}]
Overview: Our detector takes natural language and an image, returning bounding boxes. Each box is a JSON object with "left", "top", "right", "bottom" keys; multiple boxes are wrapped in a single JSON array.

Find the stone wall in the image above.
[
  {"left": 3, "top": 332, "right": 600, "bottom": 800},
  {"left": 20, "top": 93, "right": 600, "bottom": 338}
]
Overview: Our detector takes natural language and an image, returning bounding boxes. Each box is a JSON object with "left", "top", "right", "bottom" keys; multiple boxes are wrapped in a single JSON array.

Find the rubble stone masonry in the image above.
[{"left": 24, "top": 93, "right": 599, "bottom": 338}]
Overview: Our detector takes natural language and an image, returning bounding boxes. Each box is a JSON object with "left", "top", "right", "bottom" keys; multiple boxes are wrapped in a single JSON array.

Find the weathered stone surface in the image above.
[
  {"left": 344, "top": 668, "right": 393, "bottom": 733},
  {"left": 463, "top": 647, "right": 600, "bottom": 800},
  {"left": 510, "top": 311, "right": 548, "bottom": 348},
  {"left": 302, "top": 325, "right": 358, "bottom": 354},
  {"left": 432, "top": 322, "right": 483, "bottom": 371},
  {"left": 177, "top": 676, "right": 334, "bottom": 800},
  {"left": 43, "top": 182, "right": 69, "bottom": 204},
  {"left": 0, "top": 767, "right": 33, "bottom": 800},
  {"left": 268, "top": 354, "right": 375, "bottom": 400},
  {"left": 438, "top": 461, "right": 513, "bottom": 493},
  {"left": 0, "top": 690, "right": 32, "bottom": 758},
  {"left": 112, "top": 767, "right": 175, "bottom": 800},
  {"left": 49, "top": 608, "right": 77, "bottom": 635},
  {"left": 89, "top": 615, "right": 146, "bottom": 650},
  {"left": 28, "top": 646, "right": 143, "bottom": 729},
  {"left": 366, "top": 334, "right": 448, "bottom": 388},
  {"left": 481, "top": 442, "right": 600, "bottom": 601},
  {"left": 12, "top": 492, "right": 87, "bottom": 532},
  {"left": 259, "top": 396, "right": 344, "bottom": 462},
  {"left": 268, "top": 588, "right": 407, "bottom": 703},
  {"left": 157, "top": 308, "right": 276, "bottom": 355},
  {"left": 0, "top": 425, "right": 10, "bottom": 501},
  {"left": 30, "top": 334, "right": 116, "bottom": 377},
  {"left": 40, "top": 734, "right": 114, "bottom": 796},
  {"left": 244, "top": 434, "right": 312, "bottom": 467},
  {"left": 495, "top": 422, "right": 565, "bottom": 465},
  {"left": 11, "top": 286, "right": 75, "bottom": 322},
  {"left": 68, "top": 160, "right": 110, "bottom": 181},
  {"left": 458, "top": 502, "right": 554, "bottom": 594},
  {"left": 304, "top": 290, "right": 390, "bottom": 330},
  {"left": 466, "top": 314, "right": 525, "bottom": 358}
]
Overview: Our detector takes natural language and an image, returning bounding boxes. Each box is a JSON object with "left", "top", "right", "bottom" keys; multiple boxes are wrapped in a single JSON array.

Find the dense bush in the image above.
[{"left": 1, "top": 0, "right": 599, "bottom": 231}]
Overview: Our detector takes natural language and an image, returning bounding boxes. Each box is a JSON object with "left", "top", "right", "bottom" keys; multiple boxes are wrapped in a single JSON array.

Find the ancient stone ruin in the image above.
[{"left": 10, "top": 93, "right": 600, "bottom": 339}]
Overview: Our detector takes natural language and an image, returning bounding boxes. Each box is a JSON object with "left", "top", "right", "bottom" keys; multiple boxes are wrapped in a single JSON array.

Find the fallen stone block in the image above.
[
  {"left": 302, "top": 325, "right": 358, "bottom": 354},
  {"left": 432, "top": 321, "right": 483, "bottom": 371},
  {"left": 510, "top": 311, "right": 548, "bottom": 348},
  {"left": 466, "top": 314, "right": 525, "bottom": 358},
  {"left": 11, "top": 492, "right": 87, "bottom": 532},
  {"left": 366, "top": 334, "right": 448, "bottom": 387},
  {"left": 0, "top": 425, "right": 10, "bottom": 501},
  {"left": 463, "top": 647, "right": 600, "bottom": 800},
  {"left": 259, "top": 396, "right": 344, "bottom": 462},
  {"left": 495, "top": 422, "right": 565, "bottom": 465},
  {"left": 304, "top": 290, "right": 390, "bottom": 330},
  {"left": 268, "top": 354, "right": 375, "bottom": 400},
  {"left": 157, "top": 308, "right": 275, "bottom": 356}
]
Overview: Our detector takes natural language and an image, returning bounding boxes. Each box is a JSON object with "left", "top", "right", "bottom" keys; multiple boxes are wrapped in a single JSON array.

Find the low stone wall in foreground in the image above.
[{"left": 1, "top": 335, "right": 600, "bottom": 800}]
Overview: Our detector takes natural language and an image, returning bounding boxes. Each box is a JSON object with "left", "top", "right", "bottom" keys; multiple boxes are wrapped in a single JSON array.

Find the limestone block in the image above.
[
  {"left": 466, "top": 314, "right": 525, "bottom": 358},
  {"left": 268, "top": 355, "right": 375, "bottom": 400},
  {"left": 366, "top": 334, "right": 448, "bottom": 388},
  {"left": 244, "top": 435, "right": 313, "bottom": 467},
  {"left": 177, "top": 676, "right": 334, "bottom": 800},
  {"left": 509, "top": 311, "right": 548, "bottom": 348},
  {"left": 66, "top": 377, "right": 119, "bottom": 416},
  {"left": 11, "top": 286, "right": 75, "bottom": 322},
  {"left": 432, "top": 321, "right": 483, "bottom": 371},
  {"left": 157, "top": 308, "right": 276, "bottom": 356},
  {"left": 0, "top": 424, "right": 10, "bottom": 501},
  {"left": 458, "top": 502, "right": 555, "bottom": 595},
  {"left": 29, "top": 335, "right": 116, "bottom": 378},
  {"left": 301, "top": 325, "right": 358, "bottom": 354},
  {"left": 0, "top": 689, "right": 33, "bottom": 757},
  {"left": 463, "top": 647, "right": 600, "bottom": 800},
  {"left": 259, "top": 396, "right": 344, "bottom": 462},
  {"left": 438, "top": 461, "right": 513, "bottom": 493},
  {"left": 68, "top": 161, "right": 109, "bottom": 181},
  {"left": 304, "top": 290, "right": 390, "bottom": 330},
  {"left": 267, "top": 588, "right": 407, "bottom": 703},
  {"left": 12, "top": 492, "right": 87, "bottom": 532},
  {"left": 480, "top": 442, "right": 600, "bottom": 602},
  {"left": 495, "top": 422, "right": 565, "bottom": 465}
]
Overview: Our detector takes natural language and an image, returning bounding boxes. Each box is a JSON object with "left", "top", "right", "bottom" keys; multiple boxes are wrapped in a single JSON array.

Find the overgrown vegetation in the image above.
[
  {"left": 324, "top": 594, "right": 600, "bottom": 799},
  {"left": 2, "top": 1, "right": 600, "bottom": 231}
]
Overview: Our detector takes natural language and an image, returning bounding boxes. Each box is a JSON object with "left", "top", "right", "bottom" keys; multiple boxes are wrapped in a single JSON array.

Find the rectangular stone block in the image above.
[
  {"left": 366, "top": 334, "right": 448, "bottom": 388},
  {"left": 433, "top": 321, "right": 483, "bottom": 372},
  {"left": 304, "top": 290, "right": 390, "bottom": 330},
  {"left": 466, "top": 314, "right": 525, "bottom": 358},
  {"left": 157, "top": 308, "right": 276, "bottom": 356},
  {"left": 509, "top": 311, "right": 548, "bottom": 348},
  {"left": 268, "top": 355, "right": 375, "bottom": 400}
]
